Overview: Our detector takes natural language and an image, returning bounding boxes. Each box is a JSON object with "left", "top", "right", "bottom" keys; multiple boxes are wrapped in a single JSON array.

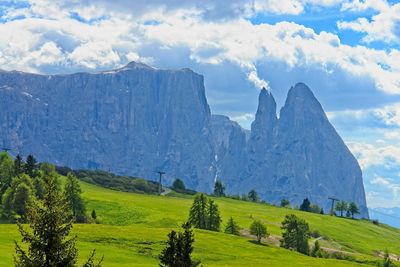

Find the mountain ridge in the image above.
[{"left": 0, "top": 62, "right": 368, "bottom": 217}]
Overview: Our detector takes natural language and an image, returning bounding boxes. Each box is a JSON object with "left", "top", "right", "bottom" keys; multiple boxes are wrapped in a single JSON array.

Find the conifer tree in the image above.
[
  {"left": 207, "top": 199, "right": 221, "bottom": 231},
  {"left": 189, "top": 194, "right": 208, "bottom": 229},
  {"left": 213, "top": 180, "right": 225, "bottom": 197},
  {"left": 159, "top": 222, "right": 200, "bottom": 267},
  {"left": 24, "top": 155, "right": 37, "bottom": 178},
  {"left": 14, "top": 154, "right": 24, "bottom": 177},
  {"left": 224, "top": 217, "right": 240, "bottom": 235},
  {"left": 14, "top": 169, "right": 78, "bottom": 266},
  {"left": 300, "top": 198, "right": 311, "bottom": 212},
  {"left": 64, "top": 173, "right": 86, "bottom": 222},
  {"left": 14, "top": 166, "right": 102, "bottom": 266},
  {"left": 91, "top": 209, "right": 97, "bottom": 220}
]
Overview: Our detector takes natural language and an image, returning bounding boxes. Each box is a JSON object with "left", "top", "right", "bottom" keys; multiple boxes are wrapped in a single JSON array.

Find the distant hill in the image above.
[{"left": 0, "top": 62, "right": 367, "bottom": 217}]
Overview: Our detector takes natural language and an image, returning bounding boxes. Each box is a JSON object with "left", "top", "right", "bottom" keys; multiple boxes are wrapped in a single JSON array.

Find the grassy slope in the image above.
[{"left": 1, "top": 180, "right": 399, "bottom": 266}]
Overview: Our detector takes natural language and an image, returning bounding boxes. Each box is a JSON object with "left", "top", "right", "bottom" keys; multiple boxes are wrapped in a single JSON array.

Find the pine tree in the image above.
[
  {"left": 14, "top": 169, "right": 78, "bottom": 266},
  {"left": 213, "top": 180, "right": 225, "bottom": 197},
  {"left": 207, "top": 199, "right": 221, "bottom": 231},
  {"left": 189, "top": 194, "right": 208, "bottom": 229},
  {"left": 280, "top": 214, "right": 310, "bottom": 255},
  {"left": 64, "top": 173, "right": 86, "bottom": 222},
  {"left": 14, "top": 167, "right": 102, "bottom": 266},
  {"left": 248, "top": 189, "right": 259, "bottom": 202},
  {"left": 224, "top": 217, "right": 240, "bottom": 235},
  {"left": 14, "top": 154, "right": 24, "bottom": 177},
  {"left": 299, "top": 198, "right": 311, "bottom": 212},
  {"left": 250, "top": 220, "right": 268, "bottom": 243},
  {"left": 24, "top": 155, "right": 37, "bottom": 178},
  {"left": 159, "top": 222, "right": 200, "bottom": 267}
]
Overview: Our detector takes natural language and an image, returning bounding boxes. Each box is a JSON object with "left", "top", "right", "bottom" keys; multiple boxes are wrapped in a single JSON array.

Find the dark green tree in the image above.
[
  {"left": 280, "top": 214, "right": 310, "bottom": 255},
  {"left": 14, "top": 169, "right": 78, "bottom": 266},
  {"left": 346, "top": 210, "right": 351, "bottom": 218},
  {"left": 250, "top": 220, "right": 268, "bottom": 243},
  {"left": 335, "top": 200, "right": 348, "bottom": 217},
  {"left": 188, "top": 194, "right": 208, "bottom": 229},
  {"left": 348, "top": 202, "right": 360, "bottom": 219},
  {"left": 24, "top": 155, "right": 37, "bottom": 178},
  {"left": 14, "top": 154, "right": 24, "bottom": 177},
  {"left": 299, "top": 198, "right": 311, "bottom": 212},
  {"left": 213, "top": 180, "right": 225, "bottom": 197},
  {"left": 248, "top": 189, "right": 259, "bottom": 202},
  {"left": 33, "top": 177, "right": 45, "bottom": 199},
  {"left": 224, "top": 217, "right": 240, "bottom": 235},
  {"left": 280, "top": 199, "right": 290, "bottom": 207},
  {"left": 64, "top": 173, "right": 86, "bottom": 222},
  {"left": 91, "top": 210, "right": 97, "bottom": 220},
  {"left": 14, "top": 166, "right": 102, "bottom": 266},
  {"left": 0, "top": 152, "right": 14, "bottom": 199},
  {"left": 2, "top": 174, "right": 34, "bottom": 219},
  {"left": 159, "top": 222, "right": 200, "bottom": 267},
  {"left": 13, "top": 183, "right": 33, "bottom": 221},
  {"left": 172, "top": 179, "right": 186, "bottom": 191},
  {"left": 207, "top": 199, "right": 221, "bottom": 231}
]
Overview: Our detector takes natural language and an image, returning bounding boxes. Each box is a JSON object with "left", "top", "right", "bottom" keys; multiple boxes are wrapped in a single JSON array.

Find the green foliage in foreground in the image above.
[
  {"left": 0, "top": 178, "right": 399, "bottom": 266},
  {"left": 280, "top": 214, "right": 310, "bottom": 255}
]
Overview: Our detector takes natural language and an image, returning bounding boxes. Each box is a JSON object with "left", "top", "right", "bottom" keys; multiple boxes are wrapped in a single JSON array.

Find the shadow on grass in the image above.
[{"left": 248, "top": 240, "right": 269, "bottom": 246}]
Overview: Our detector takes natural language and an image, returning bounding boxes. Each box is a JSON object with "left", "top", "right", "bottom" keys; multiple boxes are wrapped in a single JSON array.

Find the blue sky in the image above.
[{"left": 1, "top": 0, "right": 400, "bottom": 209}]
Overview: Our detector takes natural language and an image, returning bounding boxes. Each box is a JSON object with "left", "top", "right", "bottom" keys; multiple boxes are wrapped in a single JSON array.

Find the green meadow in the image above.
[{"left": 1, "top": 179, "right": 399, "bottom": 266}]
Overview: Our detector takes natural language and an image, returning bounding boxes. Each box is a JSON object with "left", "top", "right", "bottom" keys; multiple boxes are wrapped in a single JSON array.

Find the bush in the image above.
[{"left": 310, "top": 230, "right": 321, "bottom": 238}]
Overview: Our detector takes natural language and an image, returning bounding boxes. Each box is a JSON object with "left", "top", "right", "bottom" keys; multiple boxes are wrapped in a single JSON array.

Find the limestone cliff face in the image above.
[
  {"left": 0, "top": 62, "right": 216, "bottom": 191},
  {"left": 245, "top": 83, "right": 368, "bottom": 217},
  {"left": 0, "top": 64, "right": 368, "bottom": 217}
]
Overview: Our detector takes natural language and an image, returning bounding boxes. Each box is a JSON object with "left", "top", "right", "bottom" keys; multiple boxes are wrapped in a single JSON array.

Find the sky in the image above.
[{"left": 1, "top": 0, "right": 400, "bottom": 210}]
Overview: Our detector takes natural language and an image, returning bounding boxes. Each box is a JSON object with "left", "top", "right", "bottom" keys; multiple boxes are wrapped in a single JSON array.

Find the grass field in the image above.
[{"left": 1, "top": 179, "right": 399, "bottom": 266}]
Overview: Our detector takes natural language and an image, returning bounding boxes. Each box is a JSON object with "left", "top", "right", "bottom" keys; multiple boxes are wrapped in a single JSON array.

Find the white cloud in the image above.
[
  {"left": 338, "top": 1, "right": 400, "bottom": 44},
  {"left": 348, "top": 142, "right": 400, "bottom": 169}
]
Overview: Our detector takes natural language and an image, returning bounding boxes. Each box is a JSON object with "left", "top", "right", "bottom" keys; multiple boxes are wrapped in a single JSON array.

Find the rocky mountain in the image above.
[{"left": 0, "top": 62, "right": 368, "bottom": 217}]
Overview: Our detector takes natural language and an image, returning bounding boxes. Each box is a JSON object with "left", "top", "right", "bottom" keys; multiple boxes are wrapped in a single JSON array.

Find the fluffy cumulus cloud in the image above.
[
  {"left": 2, "top": 0, "right": 400, "bottom": 208},
  {"left": 339, "top": 0, "right": 400, "bottom": 44}
]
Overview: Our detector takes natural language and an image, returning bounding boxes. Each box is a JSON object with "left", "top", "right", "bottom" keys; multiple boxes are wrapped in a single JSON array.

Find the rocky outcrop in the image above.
[
  {"left": 0, "top": 63, "right": 216, "bottom": 191},
  {"left": 0, "top": 64, "right": 368, "bottom": 217}
]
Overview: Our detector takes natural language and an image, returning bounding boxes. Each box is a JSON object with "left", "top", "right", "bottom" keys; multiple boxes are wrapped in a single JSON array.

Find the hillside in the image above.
[{"left": 0, "top": 179, "right": 398, "bottom": 266}]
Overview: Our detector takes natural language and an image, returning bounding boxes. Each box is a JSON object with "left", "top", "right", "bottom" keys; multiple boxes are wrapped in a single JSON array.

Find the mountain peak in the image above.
[{"left": 123, "top": 61, "right": 155, "bottom": 70}]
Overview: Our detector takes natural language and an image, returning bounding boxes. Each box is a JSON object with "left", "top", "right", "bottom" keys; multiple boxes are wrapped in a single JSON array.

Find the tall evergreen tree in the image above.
[
  {"left": 14, "top": 169, "right": 78, "bottom": 266},
  {"left": 280, "top": 214, "right": 310, "bottom": 255},
  {"left": 207, "top": 200, "right": 221, "bottom": 231},
  {"left": 213, "top": 180, "right": 225, "bottom": 197},
  {"left": 224, "top": 217, "right": 240, "bottom": 235},
  {"left": 189, "top": 194, "right": 208, "bottom": 229},
  {"left": 14, "top": 166, "right": 102, "bottom": 266},
  {"left": 14, "top": 154, "right": 24, "bottom": 177},
  {"left": 335, "top": 200, "right": 348, "bottom": 217},
  {"left": 172, "top": 179, "right": 186, "bottom": 191},
  {"left": 159, "top": 222, "right": 200, "bottom": 267},
  {"left": 248, "top": 189, "right": 259, "bottom": 202},
  {"left": 64, "top": 173, "right": 86, "bottom": 222},
  {"left": 299, "top": 198, "right": 311, "bottom": 212},
  {"left": 24, "top": 155, "right": 37, "bottom": 178}
]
